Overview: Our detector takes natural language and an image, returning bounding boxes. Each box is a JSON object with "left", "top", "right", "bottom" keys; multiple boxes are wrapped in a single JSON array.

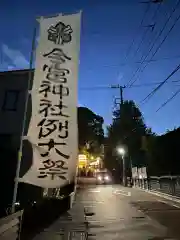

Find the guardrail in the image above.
[
  {"left": 133, "top": 176, "right": 180, "bottom": 198},
  {"left": 0, "top": 210, "right": 23, "bottom": 240}
]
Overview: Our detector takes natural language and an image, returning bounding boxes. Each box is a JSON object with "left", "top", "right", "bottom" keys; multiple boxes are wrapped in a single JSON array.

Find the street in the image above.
[{"left": 33, "top": 184, "right": 180, "bottom": 239}]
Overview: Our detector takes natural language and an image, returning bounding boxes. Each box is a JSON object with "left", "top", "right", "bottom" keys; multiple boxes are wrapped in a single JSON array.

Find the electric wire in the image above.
[
  {"left": 156, "top": 87, "right": 180, "bottom": 112},
  {"left": 140, "top": 63, "right": 180, "bottom": 104},
  {"left": 127, "top": 0, "right": 180, "bottom": 87},
  {"left": 123, "top": 2, "right": 151, "bottom": 63}
]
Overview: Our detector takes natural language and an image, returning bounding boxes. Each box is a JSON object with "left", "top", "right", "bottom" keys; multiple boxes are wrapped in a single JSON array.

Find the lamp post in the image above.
[{"left": 117, "top": 147, "right": 126, "bottom": 186}]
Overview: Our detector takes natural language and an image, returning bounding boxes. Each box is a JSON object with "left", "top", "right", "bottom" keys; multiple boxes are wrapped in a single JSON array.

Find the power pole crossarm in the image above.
[{"left": 111, "top": 84, "right": 125, "bottom": 109}]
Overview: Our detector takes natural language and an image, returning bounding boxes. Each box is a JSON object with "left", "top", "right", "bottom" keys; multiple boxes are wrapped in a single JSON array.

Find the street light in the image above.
[
  {"left": 117, "top": 147, "right": 125, "bottom": 156},
  {"left": 117, "top": 146, "right": 126, "bottom": 186}
]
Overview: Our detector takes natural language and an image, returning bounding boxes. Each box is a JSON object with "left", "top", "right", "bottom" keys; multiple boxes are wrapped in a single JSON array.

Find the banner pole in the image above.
[{"left": 11, "top": 23, "right": 38, "bottom": 214}]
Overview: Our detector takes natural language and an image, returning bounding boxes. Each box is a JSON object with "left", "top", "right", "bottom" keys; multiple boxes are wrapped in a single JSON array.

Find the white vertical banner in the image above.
[
  {"left": 132, "top": 167, "right": 138, "bottom": 178},
  {"left": 19, "top": 12, "right": 81, "bottom": 188},
  {"left": 141, "top": 167, "right": 147, "bottom": 179}
]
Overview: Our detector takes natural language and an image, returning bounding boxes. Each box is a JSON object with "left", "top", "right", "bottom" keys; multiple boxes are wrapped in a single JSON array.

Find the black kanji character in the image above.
[
  {"left": 38, "top": 118, "right": 58, "bottom": 139},
  {"left": 43, "top": 48, "right": 71, "bottom": 62},
  {"left": 39, "top": 80, "right": 51, "bottom": 98},
  {"left": 38, "top": 171, "right": 67, "bottom": 180},
  {"left": 55, "top": 160, "right": 68, "bottom": 170},
  {"left": 43, "top": 61, "right": 70, "bottom": 84},
  {"left": 55, "top": 148, "right": 69, "bottom": 160},
  {"left": 58, "top": 120, "right": 68, "bottom": 139},
  {"left": 52, "top": 84, "right": 69, "bottom": 99},
  {"left": 39, "top": 99, "right": 51, "bottom": 117},
  {"left": 39, "top": 99, "right": 69, "bottom": 118},
  {"left": 38, "top": 138, "right": 65, "bottom": 157},
  {"left": 39, "top": 159, "right": 67, "bottom": 172},
  {"left": 39, "top": 159, "right": 56, "bottom": 170},
  {"left": 53, "top": 100, "right": 69, "bottom": 117},
  {"left": 39, "top": 80, "right": 69, "bottom": 98},
  {"left": 46, "top": 68, "right": 69, "bottom": 84}
]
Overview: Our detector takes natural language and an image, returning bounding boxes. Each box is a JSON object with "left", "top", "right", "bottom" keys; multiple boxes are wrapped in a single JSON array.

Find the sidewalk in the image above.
[
  {"left": 32, "top": 196, "right": 88, "bottom": 240},
  {"left": 31, "top": 185, "right": 179, "bottom": 239}
]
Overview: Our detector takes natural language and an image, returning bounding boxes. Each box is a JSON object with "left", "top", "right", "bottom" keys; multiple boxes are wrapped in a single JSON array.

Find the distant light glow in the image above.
[
  {"left": 117, "top": 147, "right": 125, "bottom": 155},
  {"left": 98, "top": 176, "right": 102, "bottom": 180},
  {"left": 105, "top": 175, "right": 109, "bottom": 180}
]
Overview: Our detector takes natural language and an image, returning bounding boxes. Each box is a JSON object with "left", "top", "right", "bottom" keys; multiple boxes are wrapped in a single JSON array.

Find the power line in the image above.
[
  {"left": 140, "top": 63, "right": 180, "bottom": 104},
  {"left": 128, "top": 0, "right": 180, "bottom": 87},
  {"left": 123, "top": 2, "right": 151, "bottom": 63},
  {"left": 80, "top": 86, "right": 111, "bottom": 90},
  {"left": 127, "top": 0, "right": 180, "bottom": 87},
  {"left": 135, "top": 55, "right": 180, "bottom": 63},
  {"left": 133, "top": 2, "right": 162, "bottom": 58},
  {"left": 133, "top": 27, "right": 149, "bottom": 59},
  {"left": 126, "top": 1, "right": 164, "bottom": 86},
  {"left": 128, "top": 79, "right": 180, "bottom": 88},
  {"left": 156, "top": 87, "right": 180, "bottom": 112},
  {"left": 130, "top": 7, "right": 180, "bottom": 87},
  {"left": 80, "top": 80, "right": 180, "bottom": 91},
  {"left": 81, "top": 55, "right": 180, "bottom": 72}
]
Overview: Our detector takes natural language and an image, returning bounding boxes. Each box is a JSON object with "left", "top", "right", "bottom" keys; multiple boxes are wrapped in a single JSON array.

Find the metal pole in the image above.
[
  {"left": 122, "top": 155, "right": 126, "bottom": 186},
  {"left": 130, "top": 156, "right": 134, "bottom": 186},
  {"left": 11, "top": 24, "right": 37, "bottom": 214}
]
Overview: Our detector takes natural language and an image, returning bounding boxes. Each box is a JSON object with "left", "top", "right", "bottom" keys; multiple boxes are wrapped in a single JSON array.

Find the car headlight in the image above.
[
  {"left": 98, "top": 176, "right": 102, "bottom": 180},
  {"left": 105, "top": 176, "right": 109, "bottom": 180}
]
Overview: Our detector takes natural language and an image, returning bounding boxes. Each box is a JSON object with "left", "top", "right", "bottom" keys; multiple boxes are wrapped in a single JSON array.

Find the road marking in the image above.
[
  {"left": 136, "top": 186, "right": 180, "bottom": 204},
  {"left": 172, "top": 204, "right": 180, "bottom": 209},
  {"left": 113, "top": 189, "right": 131, "bottom": 196},
  {"left": 158, "top": 199, "right": 180, "bottom": 209},
  {"left": 88, "top": 190, "right": 100, "bottom": 193}
]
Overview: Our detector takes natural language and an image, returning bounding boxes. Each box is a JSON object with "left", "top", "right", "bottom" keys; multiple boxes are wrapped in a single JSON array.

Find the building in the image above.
[
  {"left": 0, "top": 69, "right": 43, "bottom": 215},
  {"left": 0, "top": 69, "right": 34, "bottom": 144}
]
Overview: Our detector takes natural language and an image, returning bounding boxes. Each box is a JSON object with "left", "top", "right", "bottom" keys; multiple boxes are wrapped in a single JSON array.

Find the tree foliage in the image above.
[
  {"left": 147, "top": 127, "right": 180, "bottom": 176},
  {"left": 104, "top": 100, "right": 150, "bottom": 175},
  {"left": 104, "top": 99, "right": 180, "bottom": 177},
  {"left": 78, "top": 107, "right": 104, "bottom": 155}
]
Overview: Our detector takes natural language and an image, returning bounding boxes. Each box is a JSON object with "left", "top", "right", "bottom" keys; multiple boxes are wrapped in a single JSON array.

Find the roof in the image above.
[{"left": 0, "top": 69, "right": 34, "bottom": 76}]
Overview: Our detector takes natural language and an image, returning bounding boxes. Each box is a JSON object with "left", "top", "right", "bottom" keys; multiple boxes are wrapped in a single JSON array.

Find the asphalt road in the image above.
[{"left": 33, "top": 184, "right": 180, "bottom": 239}]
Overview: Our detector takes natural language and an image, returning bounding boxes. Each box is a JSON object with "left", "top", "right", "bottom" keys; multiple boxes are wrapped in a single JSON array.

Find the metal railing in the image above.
[
  {"left": 0, "top": 210, "right": 23, "bottom": 240},
  {"left": 133, "top": 176, "right": 180, "bottom": 198}
]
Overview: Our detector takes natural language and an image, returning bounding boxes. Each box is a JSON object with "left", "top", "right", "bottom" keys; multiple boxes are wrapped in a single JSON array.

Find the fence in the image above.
[
  {"left": 0, "top": 210, "right": 23, "bottom": 240},
  {"left": 133, "top": 176, "right": 180, "bottom": 198}
]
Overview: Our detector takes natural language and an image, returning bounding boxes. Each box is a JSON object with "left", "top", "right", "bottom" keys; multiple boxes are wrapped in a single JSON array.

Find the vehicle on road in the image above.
[{"left": 95, "top": 170, "right": 112, "bottom": 184}]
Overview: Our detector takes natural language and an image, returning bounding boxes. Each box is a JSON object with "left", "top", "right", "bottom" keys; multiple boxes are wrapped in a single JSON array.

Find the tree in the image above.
[
  {"left": 147, "top": 127, "right": 180, "bottom": 175},
  {"left": 104, "top": 100, "right": 150, "bottom": 176},
  {"left": 78, "top": 107, "right": 104, "bottom": 156}
]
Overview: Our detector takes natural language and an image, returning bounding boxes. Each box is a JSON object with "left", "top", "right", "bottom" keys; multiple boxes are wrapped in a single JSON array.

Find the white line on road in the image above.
[
  {"left": 80, "top": 201, "right": 104, "bottom": 204},
  {"left": 113, "top": 189, "right": 131, "bottom": 196},
  {"left": 158, "top": 199, "right": 180, "bottom": 209},
  {"left": 88, "top": 190, "right": 101, "bottom": 193}
]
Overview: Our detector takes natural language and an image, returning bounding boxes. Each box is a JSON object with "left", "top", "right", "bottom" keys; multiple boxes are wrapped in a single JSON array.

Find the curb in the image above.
[{"left": 134, "top": 186, "right": 180, "bottom": 204}]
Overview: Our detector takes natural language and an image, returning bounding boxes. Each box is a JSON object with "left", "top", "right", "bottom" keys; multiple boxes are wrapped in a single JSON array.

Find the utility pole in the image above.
[
  {"left": 122, "top": 155, "right": 126, "bottom": 186},
  {"left": 111, "top": 84, "right": 127, "bottom": 186},
  {"left": 120, "top": 85, "right": 124, "bottom": 105},
  {"left": 111, "top": 84, "right": 125, "bottom": 110}
]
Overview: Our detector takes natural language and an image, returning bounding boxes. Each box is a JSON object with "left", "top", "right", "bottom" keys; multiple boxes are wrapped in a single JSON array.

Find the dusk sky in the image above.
[{"left": 1, "top": 0, "right": 180, "bottom": 134}]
